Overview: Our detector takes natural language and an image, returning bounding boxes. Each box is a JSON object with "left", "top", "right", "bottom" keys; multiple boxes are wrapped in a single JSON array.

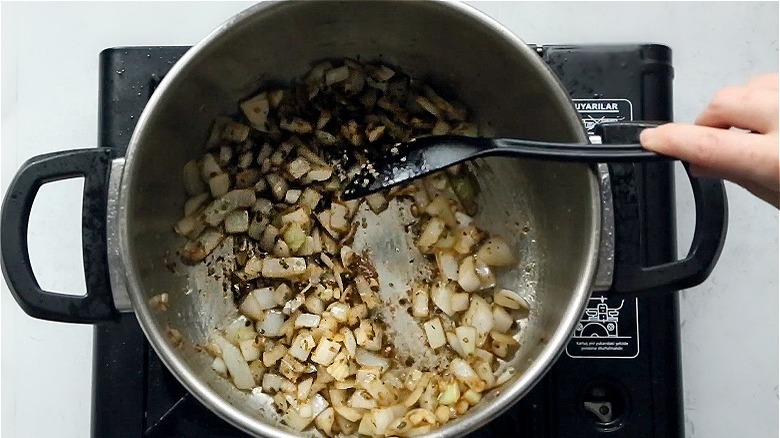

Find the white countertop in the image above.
[{"left": 2, "top": 2, "right": 777, "bottom": 437}]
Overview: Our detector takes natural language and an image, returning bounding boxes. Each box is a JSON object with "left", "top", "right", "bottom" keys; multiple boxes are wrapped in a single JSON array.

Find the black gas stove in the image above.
[{"left": 92, "top": 44, "right": 682, "bottom": 437}]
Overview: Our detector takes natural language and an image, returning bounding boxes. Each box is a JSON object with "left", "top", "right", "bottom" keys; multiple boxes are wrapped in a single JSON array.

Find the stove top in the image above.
[{"left": 92, "top": 44, "right": 682, "bottom": 437}]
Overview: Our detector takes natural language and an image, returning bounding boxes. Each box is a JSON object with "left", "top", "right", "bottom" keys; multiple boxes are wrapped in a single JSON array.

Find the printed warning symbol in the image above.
[{"left": 566, "top": 294, "right": 639, "bottom": 359}]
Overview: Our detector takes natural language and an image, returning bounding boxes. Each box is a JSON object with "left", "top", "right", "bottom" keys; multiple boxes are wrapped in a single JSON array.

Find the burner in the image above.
[{"left": 93, "top": 44, "right": 682, "bottom": 438}]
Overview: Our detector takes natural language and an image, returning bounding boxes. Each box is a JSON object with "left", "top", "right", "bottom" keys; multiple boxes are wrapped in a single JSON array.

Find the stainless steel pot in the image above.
[{"left": 1, "top": 2, "right": 728, "bottom": 437}]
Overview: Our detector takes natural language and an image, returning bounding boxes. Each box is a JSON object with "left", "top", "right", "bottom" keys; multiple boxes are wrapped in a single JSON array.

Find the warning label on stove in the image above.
[
  {"left": 565, "top": 294, "right": 640, "bottom": 359},
  {"left": 573, "top": 98, "right": 633, "bottom": 144}
]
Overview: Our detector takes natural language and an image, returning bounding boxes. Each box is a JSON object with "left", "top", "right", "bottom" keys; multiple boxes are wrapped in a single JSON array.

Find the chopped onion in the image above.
[
  {"left": 411, "top": 284, "right": 429, "bottom": 318},
  {"left": 436, "top": 251, "right": 459, "bottom": 281},
  {"left": 450, "top": 358, "right": 483, "bottom": 391},
  {"left": 261, "top": 257, "right": 307, "bottom": 278},
  {"left": 450, "top": 292, "right": 469, "bottom": 313},
  {"left": 211, "top": 357, "right": 228, "bottom": 376},
  {"left": 423, "top": 318, "right": 446, "bottom": 350},
  {"left": 299, "top": 187, "right": 322, "bottom": 211},
  {"left": 222, "top": 188, "right": 256, "bottom": 208},
  {"left": 208, "top": 173, "right": 230, "bottom": 198},
  {"left": 240, "top": 92, "right": 270, "bottom": 129},
  {"left": 325, "top": 65, "right": 350, "bottom": 85},
  {"left": 284, "top": 189, "right": 302, "bottom": 204},
  {"left": 286, "top": 157, "right": 311, "bottom": 180},
  {"left": 244, "top": 256, "right": 263, "bottom": 279},
  {"left": 259, "top": 310, "right": 285, "bottom": 337},
  {"left": 259, "top": 225, "right": 279, "bottom": 252},
  {"left": 437, "top": 381, "right": 460, "bottom": 405},
  {"left": 495, "top": 367, "right": 515, "bottom": 386},
  {"left": 349, "top": 389, "right": 378, "bottom": 409},
  {"left": 457, "top": 256, "right": 481, "bottom": 292},
  {"left": 315, "top": 407, "right": 335, "bottom": 436},
  {"left": 453, "top": 226, "right": 481, "bottom": 255},
  {"left": 490, "top": 331, "right": 519, "bottom": 346},
  {"left": 239, "top": 293, "right": 265, "bottom": 321},
  {"left": 328, "top": 302, "right": 349, "bottom": 323},
  {"left": 174, "top": 212, "right": 205, "bottom": 238},
  {"left": 199, "top": 153, "right": 222, "bottom": 180},
  {"left": 282, "top": 405, "right": 315, "bottom": 431},
  {"left": 342, "top": 327, "right": 357, "bottom": 357},
  {"left": 463, "top": 296, "right": 493, "bottom": 346},
  {"left": 213, "top": 335, "right": 255, "bottom": 390},
  {"left": 365, "top": 192, "right": 389, "bottom": 214},
  {"left": 295, "top": 313, "right": 321, "bottom": 328},
  {"left": 225, "top": 317, "right": 251, "bottom": 344},
  {"left": 494, "top": 289, "right": 530, "bottom": 311},
  {"left": 240, "top": 339, "right": 261, "bottom": 362},
  {"left": 335, "top": 404, "right": 363, "bottom": 422},
  {"left": 252, "top": 287, "right": 277, "bottom": 310},
  {"left": 475, "top": 237, "right": 515, "bottom": 266},
  {"left": 183, "top": 160, "right": 207, "bottom": 196},
  {"left": 455, "top": 325, "right": 477, "bottom": 356},
  {"left": 311, "top": 339, "right": 341, "bottom": 366},
  {"left": 224, "top": 210, "right": 249, "bottom": 234},
  {"left": 417, "top": 217, "right": 445, "bottom": 252},
  {"left": 355, "top": 348, "right": 390, "bottom": 371},
  {"left": 330, "top": 203, "right": 350, "bottom": 233},
  {"left": 266, "top": 173, "right": 288, "bottom": 201},
  {"left": 184, "top": 192, "right": 209, "bottom": 216},
  {"left": 474, "top": 361, "right": 496, "bottom": 389},
  {"left": 304, "top": 295, "right": 324, "bottom": 315},
  {"left": 446, "top": 332, "right": 466, "bottom": 358},
  {"left": 283, "top": 223, "right": 306, "bottom": 252},
  {"left": 492, "top": 305, "right": 514, "bottom": 333},
  {"left": 180, "top": 59, "right": 529, "bottom": 437},
  {"left": 430, "top": 282, "right": 454, "bottom": 316},
  {"left": 311, "top": 393, "right": 330, "bottom": 418}
]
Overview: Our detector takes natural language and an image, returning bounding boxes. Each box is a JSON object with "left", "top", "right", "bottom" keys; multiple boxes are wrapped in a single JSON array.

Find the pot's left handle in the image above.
[{"left": 1, "top": 148, "right": 119, "bottom": 323}]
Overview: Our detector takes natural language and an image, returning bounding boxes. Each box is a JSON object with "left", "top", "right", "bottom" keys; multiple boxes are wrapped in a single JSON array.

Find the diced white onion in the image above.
[
  {"left": 311, "top": 339, "right": 341, "bottom": 366},
  {"left": 492, "top": 305, "right": 514, "bottom": 333},
  {"left": 494, "top": 289, "right": 530, "bottom": 311},
  {"left": 261, "top": 257, "right": 307, "bottom": 278},
  {"left": 457, "top": 256, "right": 481, "bottom": 292},
  {"left": 240, "top": 339, "right": 261, "bottom": 362},
  {"left": 211, "top": 357, "right": 228, "bottom": 376},
  {"left": 450, "top": 292, "right": 469, "bottom": 313},
  {"left": 411, "top": 285, "right": 429, "bottom": 318},
  {"left": 213, "top": 335, "right": 255, "bottom": 390},
  {"left": 295, "top": 313, "right": 321, "bottom": 328},
  {"left": 455, "top": 325, "right": 477, "bottom": 356},
  {"left": 423, "top": 318, "right": 446, "bottom": 349},
  {"left": 430, "top": 282, "right": 453, "bottom": 316},
  {"left": 259, "top": 310, "right": 285, "bottom": 337},
  {"left": 475, "top": 237, "right": 515, "bottom": 266},
  {"left": 417, "top": 217, "right": 445, "bottom": 252},
  {"left": 238, "top": 293, "right": 264, "bottom": 320},
  {"left": 436, "top": 251, "right": 459, "bottom": 281},
  {"left": 355, "top": 348, "right": 390, "bottom": 371},
  {"left": 463, "top": 296, "right": 493, "bottom": 347}
]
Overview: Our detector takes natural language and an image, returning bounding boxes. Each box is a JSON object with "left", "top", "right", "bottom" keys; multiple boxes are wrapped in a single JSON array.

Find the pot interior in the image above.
[{"left": 121, "top": 1, "right": 600, "bottom": 437}]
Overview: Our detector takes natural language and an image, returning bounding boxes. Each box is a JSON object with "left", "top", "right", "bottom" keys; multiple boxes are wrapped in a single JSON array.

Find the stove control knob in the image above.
[{"left": 583, "top": 401, "right": 614, "bottom": 423}]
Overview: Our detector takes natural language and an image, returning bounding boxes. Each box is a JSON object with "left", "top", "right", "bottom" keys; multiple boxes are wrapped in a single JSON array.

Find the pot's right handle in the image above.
[
  {"left": 1, "top": 148, "right": 119, "bottom": 323},
  {"left": 599, "top": 122, "right": 729, "bottom": 295}
]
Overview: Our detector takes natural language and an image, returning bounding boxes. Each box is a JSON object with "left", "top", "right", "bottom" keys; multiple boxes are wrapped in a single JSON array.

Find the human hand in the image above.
[{"left": 640, "top": 73, "right": 779, "bottom": 208}]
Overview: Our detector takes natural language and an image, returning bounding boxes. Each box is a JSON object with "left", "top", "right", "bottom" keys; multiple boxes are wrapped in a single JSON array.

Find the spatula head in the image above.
[{"left": 342, "top": 136, "right": 485, "bottom": 200}]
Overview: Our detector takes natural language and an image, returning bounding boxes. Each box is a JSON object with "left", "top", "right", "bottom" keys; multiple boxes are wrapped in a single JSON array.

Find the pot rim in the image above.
[{"left": 118, "top": 1, "right": 600, "bottom": 437}]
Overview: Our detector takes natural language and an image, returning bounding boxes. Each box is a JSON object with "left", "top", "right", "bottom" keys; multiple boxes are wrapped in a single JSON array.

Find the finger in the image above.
[
  {"left": 735, "top": 179, "right": 780, "bottom": 209},
  {"left": 695, "top": 85, "right": 779, "bottom": 133},
  {"left": 747, "top": 73, "right": 779, "bottom": 91},
  {"left": 640, "top": 123, "right": 779, "bottom": 188},
  {"left": 690, "top": 164, "right": 780, "bottom": 208}
]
